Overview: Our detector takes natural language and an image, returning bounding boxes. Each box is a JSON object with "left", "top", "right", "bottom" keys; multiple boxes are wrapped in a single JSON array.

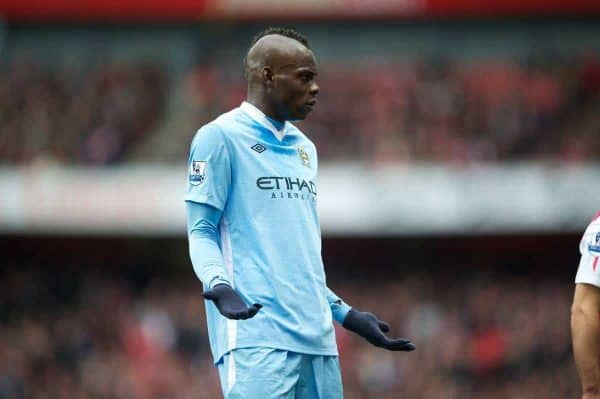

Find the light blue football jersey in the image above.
[{"left": 185, "top": 102, "right": 339, "bottom": 363}]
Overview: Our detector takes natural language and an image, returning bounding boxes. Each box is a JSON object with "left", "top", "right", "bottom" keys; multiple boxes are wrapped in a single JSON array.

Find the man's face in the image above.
[{"left": 269, "top": 50, "right": 319, "bottom": 121}]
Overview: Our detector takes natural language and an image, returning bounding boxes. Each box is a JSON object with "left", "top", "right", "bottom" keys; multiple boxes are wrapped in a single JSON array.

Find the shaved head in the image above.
[
  {"left": 244, "top": 28, "right": 319, "bottom": 122},
  {"left": 245, "top": 34, "right": 313, "bottom": 82}
]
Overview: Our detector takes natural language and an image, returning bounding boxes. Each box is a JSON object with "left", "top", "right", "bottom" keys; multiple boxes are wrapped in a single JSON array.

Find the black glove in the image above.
[
  {"left": 343, "top": 308, "right": 416, "bottom": 351},
  {"left": 202, "top": 284, "right": 262, "bottom": 320}
]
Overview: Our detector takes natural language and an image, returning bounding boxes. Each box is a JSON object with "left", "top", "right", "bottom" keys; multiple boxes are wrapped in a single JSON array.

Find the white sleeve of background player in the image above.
[
  {"left": 184, "top": 123, "right": 231, "bottom": 211},
  {"left": 575, "top": 218, "right": 600, "bottom": 288}
]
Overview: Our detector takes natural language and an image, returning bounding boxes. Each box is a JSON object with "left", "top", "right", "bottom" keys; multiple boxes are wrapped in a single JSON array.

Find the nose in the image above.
[{"left": 309, "top": 82, "right": 319, "bottom": 96}]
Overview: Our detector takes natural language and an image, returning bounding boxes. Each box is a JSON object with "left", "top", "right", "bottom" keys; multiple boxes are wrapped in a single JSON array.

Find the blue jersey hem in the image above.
[{"left": 212, "top": 343, "right": 339, "bottom": 364}]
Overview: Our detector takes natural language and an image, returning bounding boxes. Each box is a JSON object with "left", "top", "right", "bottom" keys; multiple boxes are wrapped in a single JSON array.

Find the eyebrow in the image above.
[
  {"left": 275, "top": 63, "right": 317, "bottom": 74},
  {"left": 296, "top": 67, "right": 317, "bottom": 74}
]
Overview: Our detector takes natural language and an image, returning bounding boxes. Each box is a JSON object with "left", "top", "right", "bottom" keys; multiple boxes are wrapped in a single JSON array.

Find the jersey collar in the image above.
[{"left": 240, "top": 101, "right": 290, "bottom": 142}]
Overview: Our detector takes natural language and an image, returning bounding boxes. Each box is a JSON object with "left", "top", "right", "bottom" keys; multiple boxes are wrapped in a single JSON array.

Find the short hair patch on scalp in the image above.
[{"left": 249, "top": 27, "right": 310, "bottom": 51}]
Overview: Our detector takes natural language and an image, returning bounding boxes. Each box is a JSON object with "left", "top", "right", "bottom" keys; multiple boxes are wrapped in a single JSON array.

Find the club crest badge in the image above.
[
  {"left": 297, "top": 146, "right": 310, "bottom": 168},
  {"left": 189, "top": 161, "right": 206, "bottom": 186}
]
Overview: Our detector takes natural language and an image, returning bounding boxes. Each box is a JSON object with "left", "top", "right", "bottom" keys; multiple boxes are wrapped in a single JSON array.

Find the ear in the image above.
[{"left": 262, "top": 67, "right": 274, "bottom": 88}]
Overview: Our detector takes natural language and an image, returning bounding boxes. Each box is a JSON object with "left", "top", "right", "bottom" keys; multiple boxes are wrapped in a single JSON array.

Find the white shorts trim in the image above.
[
  {"left": 219, "top": 216, "right": 237, "bottom": 352},
  {"left": 227, "top": 350, "right": 237, "bottom": 395}
]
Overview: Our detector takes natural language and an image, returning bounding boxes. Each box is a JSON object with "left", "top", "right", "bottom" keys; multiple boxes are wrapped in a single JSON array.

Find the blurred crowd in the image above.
[
  {"left": 0, "top": 268, "right": 577, "bottom": 399},
  {"left": 1, "top": 52, "right": 599, "bottom": 165},
  {"left": 0, "top": 61, "right": 166, "bottom": 165},
  {"left": 0, "top": 53, "right": 599, "bottom": 166},
  {"left": 186, "top": 55, "right": 600, "bottom": 164}
]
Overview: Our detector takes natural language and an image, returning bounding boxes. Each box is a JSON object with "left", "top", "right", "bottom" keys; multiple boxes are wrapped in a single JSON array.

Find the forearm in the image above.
[
  {"left": 187, "top": 201, "right": 231, "bottom": 288},
  {"left": 572, "top": 283, "right": 600, "bottom": 398},
  {"left": 189, "top": 234, "right": 231, "bottom": 288}
]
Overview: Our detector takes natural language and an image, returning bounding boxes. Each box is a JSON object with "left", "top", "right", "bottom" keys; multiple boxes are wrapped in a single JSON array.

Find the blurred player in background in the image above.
[
  {"left": 185, "top": 27, "right": 415, "bottom": 399},
  {"left": 572, "top": 212, "right": 600, "bottom": 399}
]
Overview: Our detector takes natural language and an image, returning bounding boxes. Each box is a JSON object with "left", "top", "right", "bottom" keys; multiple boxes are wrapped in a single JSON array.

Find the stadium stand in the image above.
[
  {"left": 1, "top": 55, "right": 598, "bottom": 165},
  {"left": 0, "top": 267, "right": 576, "bottom": 399}
]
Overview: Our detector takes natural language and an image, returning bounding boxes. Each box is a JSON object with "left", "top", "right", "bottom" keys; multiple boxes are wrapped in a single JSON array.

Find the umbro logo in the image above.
[{"left": 251, "top": 143, "right": 266, "bottom": 153}]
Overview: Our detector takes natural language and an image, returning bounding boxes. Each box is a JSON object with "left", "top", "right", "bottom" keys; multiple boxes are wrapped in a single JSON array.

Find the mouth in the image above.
[{"left": 304, "top": 99, "right": 317, "bottom": 110}]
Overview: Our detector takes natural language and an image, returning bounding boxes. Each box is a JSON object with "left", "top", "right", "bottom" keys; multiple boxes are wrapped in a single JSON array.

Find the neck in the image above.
[{"left": 246, "top": 93, "right": 285, "bottom": 123}]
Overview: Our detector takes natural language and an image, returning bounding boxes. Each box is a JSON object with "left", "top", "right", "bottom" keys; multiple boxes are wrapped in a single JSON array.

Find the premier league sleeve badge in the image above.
[
  {"left": 590, "top": 232, "right": 600, "bottom": 254},
  {"left": 189, "top": 161, "right": 207, "bottom": 186}
]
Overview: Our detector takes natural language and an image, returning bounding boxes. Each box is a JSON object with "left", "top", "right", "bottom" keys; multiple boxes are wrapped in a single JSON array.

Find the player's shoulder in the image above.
[
  {"left": 212, "top": 107, "right": 250, "bottom": 131},
  {"left": 191, "top": 108, "right": 248, "bottom": 146},
  {"left": 191, "top": 122, "right": 225, "bottom": 149},
  {"left": 578, "top": 211, "right": 600, "bottom": 238},
  {"left": 586, "top": 212, "right": 600, "bottom": 231},
  {"left": 580, "top": 211, "right": 600, "bottom": 254},
  {"left": 287, "top": 122, "right": 317, "bottom": 150}
]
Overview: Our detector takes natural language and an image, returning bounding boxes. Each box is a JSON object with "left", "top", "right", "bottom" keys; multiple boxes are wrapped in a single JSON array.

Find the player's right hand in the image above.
[{"left": 202, "top": 284, "right": 262, "bottom": 320}]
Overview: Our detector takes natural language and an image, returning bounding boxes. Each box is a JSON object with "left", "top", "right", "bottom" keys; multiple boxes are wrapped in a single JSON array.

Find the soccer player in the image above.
[
  {"left": 572, "top": 211, "right": 600, "bottom": 399},
  {"left": 185, "top": 27, "right": 415, "bottom": 399}
]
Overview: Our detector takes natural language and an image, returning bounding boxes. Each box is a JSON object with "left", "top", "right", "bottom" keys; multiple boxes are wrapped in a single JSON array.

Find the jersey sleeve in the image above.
[
  {"left": 575, "top": 216, "right": 600, "bottom": 287},
  {"left": 187, "top": 201, "right": 232, "bottom": 289},
  {"left": 184, "top": 123, "right": 231, "bottom": 211},
  {"left": 326, "top": 286, "right": 352, "bottom": 324}
]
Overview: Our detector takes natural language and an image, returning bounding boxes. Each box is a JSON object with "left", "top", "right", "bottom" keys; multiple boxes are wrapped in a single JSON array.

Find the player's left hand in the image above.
[{"left": 342, "top": 309, "right": 416, "bottom": 351}]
